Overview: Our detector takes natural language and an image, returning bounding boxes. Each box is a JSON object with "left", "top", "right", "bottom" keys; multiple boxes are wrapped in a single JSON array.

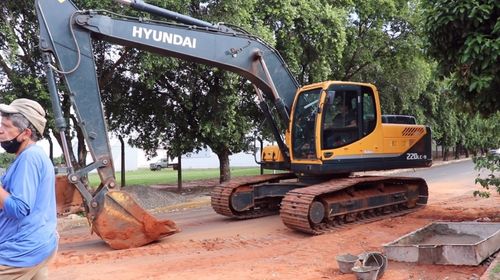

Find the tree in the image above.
[
  {"left": 423, "top": 0, "right": 500, "bottom": 196},
  {"left": 422, "top": 0, "right": 500, "bottom": 115},
  {"left": 432, "top": 87, "right": 460, "bottom": 160},
  {"left": 196, "top": 71, "right": 259, "bottom": 182},
  {"left": 258, "top": 0, "right": 347, "bottom": 84},
  {"left": 101, "top": 57, "right": 259, "bottom": 183},
  {"left": 330, "top": 0, "right": 434, "bottom": 119},
  {"left": 473, "top": 153, "right": 500, "bottom": 198},
  {"left": 96, "top": 0, "right": 269, "bottom": 183},
  {"left": 0, "top": 0, "right": 126, "bottom": 169},
  {"left": 0, "top": 1, "right": 52, "bottom": 141}
]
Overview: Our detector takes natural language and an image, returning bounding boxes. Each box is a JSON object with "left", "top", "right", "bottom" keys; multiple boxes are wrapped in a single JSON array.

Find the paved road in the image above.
[
  {"left": 398, "top": 158, "right": 478, "bottom": 202},
  {"left": 399, "top": 158, "right": 475, "bottom": 183}
]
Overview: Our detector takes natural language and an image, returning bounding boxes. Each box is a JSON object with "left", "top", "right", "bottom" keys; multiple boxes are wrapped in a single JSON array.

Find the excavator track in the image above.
[
  {"left": 211, "top": 173, "right": 297, "bottom": 219},
  {"left": 280, "top": 176, "right": 428, "bottom": 234}
]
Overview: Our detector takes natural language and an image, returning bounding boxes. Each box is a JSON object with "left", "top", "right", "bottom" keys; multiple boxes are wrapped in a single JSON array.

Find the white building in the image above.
[{"left": 30, "top": 134, "right": 259, "bottom": 171}]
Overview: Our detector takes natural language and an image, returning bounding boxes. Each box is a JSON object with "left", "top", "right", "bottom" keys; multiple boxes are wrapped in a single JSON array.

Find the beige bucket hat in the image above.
[{"left": 0, "top": 98, "right": 47, "bottom": 135}]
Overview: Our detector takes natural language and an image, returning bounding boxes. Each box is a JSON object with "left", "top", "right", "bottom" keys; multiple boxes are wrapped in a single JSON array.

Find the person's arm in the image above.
[
  {"left": 0, "top": 186, "right": 9, "bottom": 209},
  {"left": 1, "top": 155, "right": 36, "bottom": 218}
]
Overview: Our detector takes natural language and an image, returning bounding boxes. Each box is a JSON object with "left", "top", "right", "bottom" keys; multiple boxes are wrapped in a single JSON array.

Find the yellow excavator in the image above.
[{"left": 36, "top": 0, "right": 431, "bottom": 249}]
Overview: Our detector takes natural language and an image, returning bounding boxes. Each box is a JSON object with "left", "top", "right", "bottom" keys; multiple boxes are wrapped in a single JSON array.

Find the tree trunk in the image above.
[
  {"left": 259, "top": 138, "right": 264, "bottom": 175},
  {"left": 177, "top": 154, "right": 182, "bottom": 192},
  {"left": 47, "top": 135, "right": 54, "bottom": 162},
  {"left": 443, "top": 147, "right": 449, "bottom": 161},
  {"left": 53, "top": 129, "right": 77, "bottom": 167},
  {"left": 118, "top": 135, "right": 125, "bottom": 187},
  {"left": 216, "top": 148, "right": 231, "bottom": 183},
  {"left": 70, "top": 115, "right": 87, "bottom": 168}
]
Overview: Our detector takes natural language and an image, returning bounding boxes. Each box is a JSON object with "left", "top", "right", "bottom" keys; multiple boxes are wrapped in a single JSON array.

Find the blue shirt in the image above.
[{"left": 0, "top": 144, "right": 58, "bottom": 267}]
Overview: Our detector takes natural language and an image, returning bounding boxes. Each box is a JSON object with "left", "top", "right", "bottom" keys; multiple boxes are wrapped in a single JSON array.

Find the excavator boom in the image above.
[{"left": 35, "top": 0, "right": 299, "bottom": 249}]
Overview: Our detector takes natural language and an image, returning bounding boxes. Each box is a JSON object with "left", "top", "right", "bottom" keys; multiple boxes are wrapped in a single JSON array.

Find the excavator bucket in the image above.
[
  {"left": 55, "top": 175, "right": 84, "bottom": 216},
  {"left": 90, "top": 189, "right": 180, "bottom": 249}
]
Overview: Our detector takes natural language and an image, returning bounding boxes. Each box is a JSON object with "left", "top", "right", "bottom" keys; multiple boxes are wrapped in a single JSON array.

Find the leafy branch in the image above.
[{"left": 473, "top": 153, "right": 500, "bottom": 198}]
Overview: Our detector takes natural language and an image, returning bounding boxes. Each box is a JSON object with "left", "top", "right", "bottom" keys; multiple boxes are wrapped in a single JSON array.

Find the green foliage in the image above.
[
  {"left": 473, "top": 153, "right": 500, "bottom": 198},
  {"left": 332, "top": 0, "right": 433, "bottom": 119},
  {"left": 52, "top": 155, "right": 65, "bottom": 166},
  {"left": 431, "top": 84, "right": 460, "bottom": 150},
  {"left": 258, "top": 0, "right": 347, "bottom": 84},
  {"left": 1, "top": 0, "right": 498, "bottom": 187},
  {"left": 422, "top": 0, "right": 500, "bottom": 115},
  {"left": 0, "top": 0, "right": 61, "bottom": 163},
  {"left": 423, "top": 0, "right": 499, "bottom": 196},
  {"left": 461, "top": 112, "right": 500, "bottom": 154},
  {"left": 490, "top": 263, "right": 500, "bottom": 278},
  {"left": 0, "top": 153, "right": 15, "bottom": 168}
]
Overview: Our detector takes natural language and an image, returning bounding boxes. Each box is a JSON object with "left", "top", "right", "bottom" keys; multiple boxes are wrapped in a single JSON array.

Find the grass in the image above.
[
  {"left": 489, "top": 263, "right": 500, "bottom": 280},
  {"left": 88, "top": 167, "right": 274, "bottom": 187}
]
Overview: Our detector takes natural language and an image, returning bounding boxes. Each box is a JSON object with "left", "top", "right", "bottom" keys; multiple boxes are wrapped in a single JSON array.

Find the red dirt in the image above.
[{"left": 50, "top": 166, "right": 499, "bottom": 280}]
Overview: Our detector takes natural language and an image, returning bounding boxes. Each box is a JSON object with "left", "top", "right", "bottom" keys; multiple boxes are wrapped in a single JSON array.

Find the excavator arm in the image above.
[
  {"left": 35, "top": 0, "right": 299, "bottom": 249},
  {"left": 36, "top": 0, "right": 299, "bottom": 162}
]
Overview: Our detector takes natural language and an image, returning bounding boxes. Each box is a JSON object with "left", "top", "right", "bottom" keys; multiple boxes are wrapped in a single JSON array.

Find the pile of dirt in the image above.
[
  {"left": 122, "top": 179, "right": 219, "bottom": 210},
  {"left": 56, "top": 179, "right": 219, "bottom": 231}
]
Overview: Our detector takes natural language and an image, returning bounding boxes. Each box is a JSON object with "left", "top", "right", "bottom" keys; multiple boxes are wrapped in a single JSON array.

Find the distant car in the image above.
[
  {"left": 149, "top": 158, "right": 179, "bottom": 171},
  {"left": 150, "top": 158, "right": 169, "bottom": 171},
  {"left": 488, "top": 148, "right": 500, "bottom": 156},
  {"left": 0, "top": 167, "right": 5, "bottom": 176}
]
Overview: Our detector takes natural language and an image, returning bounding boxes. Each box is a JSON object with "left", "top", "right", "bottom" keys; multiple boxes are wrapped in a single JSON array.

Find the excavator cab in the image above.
[
  {"left": 291, "top": 82, "right": 376, "bottom": 162},
  {"left": 289, "top": 81, "right": 431, "bottom": 175}
]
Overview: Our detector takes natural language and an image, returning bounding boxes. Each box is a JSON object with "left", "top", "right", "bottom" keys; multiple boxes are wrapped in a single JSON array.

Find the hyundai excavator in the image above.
[{"left": 35, "top": 0, "right": 431, "bottom": 249}]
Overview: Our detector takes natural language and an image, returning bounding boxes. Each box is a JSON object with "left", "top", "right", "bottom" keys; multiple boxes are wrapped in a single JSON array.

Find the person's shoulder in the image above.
[
  {"left": 24, "top": 144, "right": 45, "bottom": 154},
  {"left": 20, "top": 145, "right": 50, "bottom": 162},
  {"left": 19, "top": 146, "right": 54, "bottom": 174}
]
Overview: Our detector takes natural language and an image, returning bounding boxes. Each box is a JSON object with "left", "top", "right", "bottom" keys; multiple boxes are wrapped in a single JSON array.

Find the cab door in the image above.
[
  {"left": 291, "top": 87, "right": 322, "bottom": 161},
  {"left": 321, "top": 84, "right": 377, "bottom": 151}
]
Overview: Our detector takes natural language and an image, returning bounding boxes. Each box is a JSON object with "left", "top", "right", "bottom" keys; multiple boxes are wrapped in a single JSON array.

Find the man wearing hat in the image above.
[{"left": 0, "top": 98, "right": 58, "bottom": 279}]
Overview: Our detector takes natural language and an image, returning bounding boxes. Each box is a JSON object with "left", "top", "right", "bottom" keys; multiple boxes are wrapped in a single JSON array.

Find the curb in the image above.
[
  {"left": 430, "top": 157, "right": 472, "bottom": 167},
  {"left": 357, "top": 157, "right": 472, "bottom": 176}
]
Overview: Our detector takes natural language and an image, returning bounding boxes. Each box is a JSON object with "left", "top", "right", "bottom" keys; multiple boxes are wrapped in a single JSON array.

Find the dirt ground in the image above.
[{"left": 51, "top": 161, "right": 500, "bottom": 280}]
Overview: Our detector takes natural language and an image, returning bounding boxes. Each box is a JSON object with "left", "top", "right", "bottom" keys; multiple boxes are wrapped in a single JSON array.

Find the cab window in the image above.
[
  {"left": 292, "top": 88, "right": 321, "bottom": 159},
  {"left": 322, "top": 87, "right": 359, "bottom": 149},
  {"left": 362, "top": 88, "right": 376, "bottom": 136}
]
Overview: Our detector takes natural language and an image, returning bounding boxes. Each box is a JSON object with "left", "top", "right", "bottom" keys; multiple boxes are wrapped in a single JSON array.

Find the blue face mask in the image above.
[{"left": 1, "top": 132, "right": 23, "bottom": 154}]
